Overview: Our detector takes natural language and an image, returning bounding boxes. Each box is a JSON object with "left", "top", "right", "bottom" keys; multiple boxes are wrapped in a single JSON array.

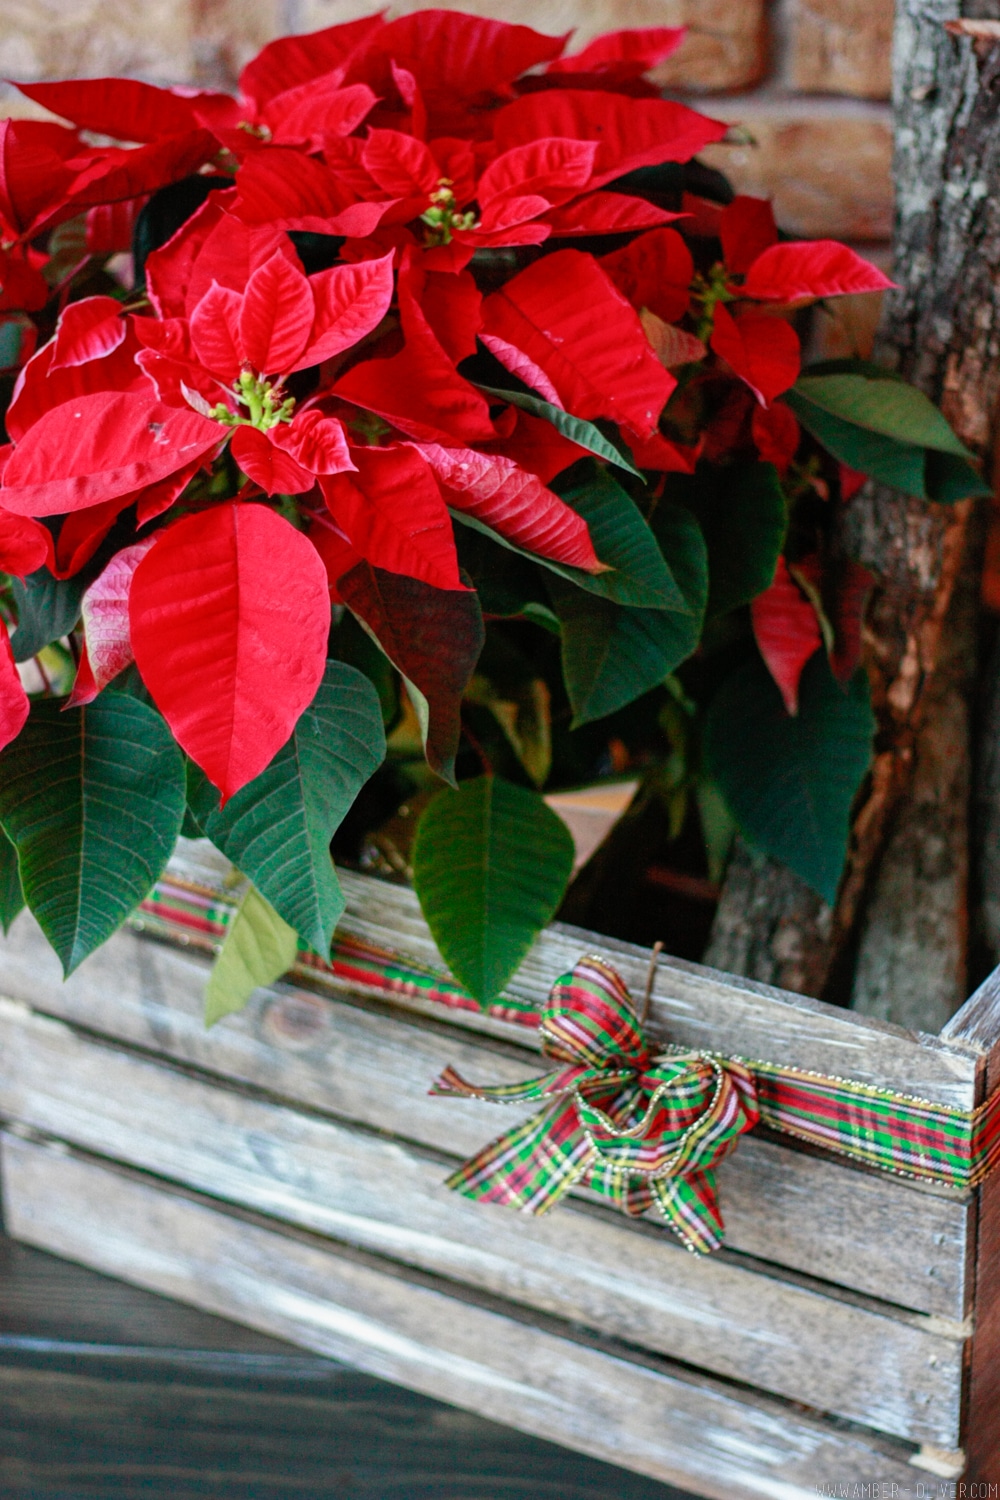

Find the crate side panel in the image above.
[
  {"left": 0, "top": 1002, "right": 967, "bottom": 1446},
  {"left": 0, "top": 1132, "right": 934, "bottom": 1498},
  {"left": 0, "top": 913, "right": 972, "bottom": 1321},
  {"left": 165, "top": 843, "right": 981, "bottom": 1107},
  {"left": 942, "top": 970, "right": 1000, "bottom": 1477},
  {"left": 337, "top": 865, "right": 981, "bottom": 1105}
]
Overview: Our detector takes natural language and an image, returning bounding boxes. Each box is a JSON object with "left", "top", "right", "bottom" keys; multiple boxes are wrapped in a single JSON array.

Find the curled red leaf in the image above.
[{"left": 742, "top": 241, "right": 894, "bottom": 303}]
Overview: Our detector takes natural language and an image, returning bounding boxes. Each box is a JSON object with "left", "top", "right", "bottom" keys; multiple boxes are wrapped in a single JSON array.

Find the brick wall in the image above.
[{"left": 0, "top": 0, "right": 894, "bottom": 247}]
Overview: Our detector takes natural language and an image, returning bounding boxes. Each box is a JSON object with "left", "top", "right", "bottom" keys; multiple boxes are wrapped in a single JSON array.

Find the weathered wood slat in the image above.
[
  {"left": 166, "top": 840, "right": 983, "bottom": 1107},
  {"left": 0, "top": 1362, "right": 689, "bottom": 1500},
  {"left": 941, "top": 970, "right": 1000, "bottom": 1477},
  {"left": 943, "top": 966, "right": 1000, "bottom": 1052},
  {"left": 0, "top": 999, "right": 966, "bottom": 1446},
  {"left": 0, "top": 1241, "right": 690, "bottom": 1500},
  {"left": 0, "top": 1366, "right": 683, "bottom": 1500},
  {"left": 0, "top": 910, "right": 971, "bottom": 1320},
  {"left": 0, "top": 1235, "right": 305, "bottom": 1359},
  {"left": 0, "top": 1132, "right": 939, "bottom": 1499}
]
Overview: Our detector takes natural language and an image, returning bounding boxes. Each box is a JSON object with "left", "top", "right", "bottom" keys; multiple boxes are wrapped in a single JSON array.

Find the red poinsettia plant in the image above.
[{"left": 0, "top": 10, "right": 985, "bottom": 1009}]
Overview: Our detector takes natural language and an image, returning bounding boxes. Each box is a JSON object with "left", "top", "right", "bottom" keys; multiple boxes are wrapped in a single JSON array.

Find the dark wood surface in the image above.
[{"left": 0, "top": 1233, "right": 695, "bottom": 1499}]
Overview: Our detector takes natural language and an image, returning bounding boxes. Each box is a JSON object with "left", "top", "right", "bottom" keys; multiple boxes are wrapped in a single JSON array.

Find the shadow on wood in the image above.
[{"left": 0, "top": 1237, "right": 692, "bottom": 1500}]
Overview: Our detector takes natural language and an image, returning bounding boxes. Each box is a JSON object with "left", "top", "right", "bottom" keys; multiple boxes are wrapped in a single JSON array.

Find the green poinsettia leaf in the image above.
[
  {"left": 548, "top": 499, "right": 707, "bottom": 726},
  {"left": 9, "top": 568, "right": 86, "bottom": 662},
  {"left": 476, "top": 384, "right": 641, "bottom": 477},
  {"left": 649, "top": 498, "right": 711, "bottom": 620},
  {"left": 204, "top": 883, "right": 299, "bottom": 1027},
  {"left": 548, "top": 590, "right": 695, "bottom": 726},
  {"left": 0, "top": 825, "right": 24, "bottom": 934},
  {"left": 181, "top": 803, "right": 204, "bottom": 840},
  {"left": 188, "top": 660, "right": 386, "bottom": 959},
  {"left": 924, "top": 449, "right": 994, "bottom": 504},
  {"left": 704, "top": 651, "right": 875, "bottom": 904},
  {"left": 453, "top": 468, "right": 691, "bottom": 615},
  {"left": 412, "top": 774, "right": 574, "bottom": 1005},
  {"left": 786, "top": 370, "right": 991, "bottom": 504},
  {"left": 556, "top": 467, "right": 690, "bottom": 611},
  {"left": 793, "top": 367, "right": 973, "bottom": 456},
  {"left": 330, "top": 611, "right": 400, "bottom": 730},
  {"left": 671, "top": 461, "right": 787, "bottom": 618},
  {"left": 0, "top": 695, "right": 185, "bottom": 973},
  {"left": 786, "top": 392, "right": 925, "bottom": 495}
]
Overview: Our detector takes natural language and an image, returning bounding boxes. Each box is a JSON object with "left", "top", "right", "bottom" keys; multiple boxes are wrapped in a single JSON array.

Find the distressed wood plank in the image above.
[
  {"left": 0, "top": 1245, "right": 686, "bottom": 1500},
  {"left": 165, "top": 840, "right": 983, "bottom": 1108},
  {"left": 0, "top": 1000, "right": 966, "bottom": 1446},
  {"left": 941, "top": 967, "right": 1000, "bottom": 1478},
  {"left": 0, "top": 1235, "right": 301, "bottom": 1359},
  {"left": 942, "top": 965, "right": 1000, "bottom": 1052},
  {"left": 0, "top": 1133, "right": 935, "bottom": 1499},
  {"left": 0, "top": 911, "right": 971, "bottom": 1320},
  {"left": 0, "top": 1363, "right": 690, "bottom": 1500}
]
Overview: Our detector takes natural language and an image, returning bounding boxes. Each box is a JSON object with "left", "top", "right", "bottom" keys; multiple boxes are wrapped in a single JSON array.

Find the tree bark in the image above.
[
  {"left": 702, "top": 840, "right": 831, "bottom": 995},
  {"left": 974, "top": 619, "right": 1000, "bottom": 966},
  {"left": 706, "top": 1, "right": 1000, "bottom": 1018}
]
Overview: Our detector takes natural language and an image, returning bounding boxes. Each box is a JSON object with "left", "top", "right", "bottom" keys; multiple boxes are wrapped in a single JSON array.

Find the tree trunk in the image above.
[
  {"left": 974, "top": 616, "right": 1000, "bottom": 970},
  {"left": 705, "top": 1, "right": 1000, "bottom": 1021},
  {"left": 703, "top": 841, "right": 831, "bottom": 994}
]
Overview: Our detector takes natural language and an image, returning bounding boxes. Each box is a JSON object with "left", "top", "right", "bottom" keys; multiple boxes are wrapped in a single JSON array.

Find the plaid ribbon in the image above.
[
  {"left": 432, "top": 955, "right": 760, "bottom": 1254},
  {"left": 136, "top": 876, "right": 1000, "bottom": 1253},
  {"left": 135, "top": 875, "right": 538, "bottom": 1028},
  {"left": 432, "top": 956, "right": 1000, "bottom": 1254}
]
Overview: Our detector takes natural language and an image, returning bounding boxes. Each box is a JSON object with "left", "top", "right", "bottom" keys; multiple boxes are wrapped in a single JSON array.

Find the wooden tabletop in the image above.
[{"left": 0, "top": 1233, "right": 695, "bottom": 1499}]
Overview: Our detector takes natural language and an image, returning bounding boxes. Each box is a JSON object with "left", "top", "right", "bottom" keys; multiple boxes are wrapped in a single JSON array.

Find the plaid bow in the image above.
[{"left": 431, "top": 955, "right": 760, "bottom": 1254}]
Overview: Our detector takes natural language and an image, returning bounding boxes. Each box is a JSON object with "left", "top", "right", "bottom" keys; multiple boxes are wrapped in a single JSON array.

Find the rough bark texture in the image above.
[
  {"left": 703, "top": 840, "right": 832, "bottom": 994},
  {"left": 706, "top": 0, "right": 1000, "bottom": 1019},
  {"left": 850, "top": 682, "right": 969, "bottom": 1029},
  {"left": 975, "top": 625, "right": 1000, "bottom": 961},
  {"left": 849, "top": 507, "right": 983, "bottom": 1023}
]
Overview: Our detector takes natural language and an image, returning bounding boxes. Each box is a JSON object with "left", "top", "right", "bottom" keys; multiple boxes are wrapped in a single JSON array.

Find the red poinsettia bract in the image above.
[
  {"left": 129, "top": 504, "right": 331, "bottom": 801},
  {"left": 0, "top": 7, "right": 899, "bottom": 806}
]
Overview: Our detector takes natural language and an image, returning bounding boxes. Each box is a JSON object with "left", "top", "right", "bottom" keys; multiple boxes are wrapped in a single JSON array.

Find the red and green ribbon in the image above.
[
  {"left": 432, "top": 955, "right": 760, "bottom": 1254},
  {"left": 433, "top": 956, "right": 1000, "bottom": 1253},
  {"left": 136, "top": 876, "right": 1000, "bottom": 1255},
  {"left": 136, "top": 874, "right": 538, "bottom": 1027}
]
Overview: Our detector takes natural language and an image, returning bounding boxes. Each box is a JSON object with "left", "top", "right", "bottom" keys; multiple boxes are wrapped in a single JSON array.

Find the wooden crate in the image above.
[{"left": 0, "top": 839, "right": 997, "bottom": 1498}]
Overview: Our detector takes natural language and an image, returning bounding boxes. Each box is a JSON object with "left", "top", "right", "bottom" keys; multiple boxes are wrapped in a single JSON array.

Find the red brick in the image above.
[
  {"left": 787, "top": 0, "right": 893, "bottom": 100},
  {"left": 700, "top": 101, "right": 893, "bottom": 240},
  {"left": 0, "top": 0, "right": 199, "bottom": 85},
  {"left": 298, "top": 0, "right": 768, "bottom": 92}
]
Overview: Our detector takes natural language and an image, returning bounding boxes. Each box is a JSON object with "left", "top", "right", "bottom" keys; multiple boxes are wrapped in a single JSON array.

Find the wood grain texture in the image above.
[
  {"left": 0, "top": 1133, "right": 935, "bottom": 1499},
  {"left": 0, "top": 1235, "right": 299, "bottom": 1358},
  {"left": 703, "top": 839, "right": 833, "bottom": 997},
  {"left": 172, "top": 840, "right": 984, "bottom": 1108},
  {"left": 0, "top": 1000, "right": 967, "bottom": 1446},
  {"left": 704, "top": 0, "right": 1000, "bottom": 1020},
  {"left": 0, "top": 1244, "right": 689, "bottom": 1500},
  {"left": 942, "top": 967, "right": 1000, "bottom": 1479},
  {"left": 942, "top": 964, "right": 1000, "bottom": 1052},
  {"left": 0, "top": 1362, "right": 690, "bottom": 1500},
  {"left": 0, "top": 909, "right": 973, "bottom": 1320},
  {"left": 836, "top": 0, "right": 1000, "bottom": 1031}
]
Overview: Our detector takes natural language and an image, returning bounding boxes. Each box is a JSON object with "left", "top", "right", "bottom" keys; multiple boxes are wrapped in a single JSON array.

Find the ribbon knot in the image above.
[{"left": 432, "top": 955, "right": 760, "bottom": 1254}]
